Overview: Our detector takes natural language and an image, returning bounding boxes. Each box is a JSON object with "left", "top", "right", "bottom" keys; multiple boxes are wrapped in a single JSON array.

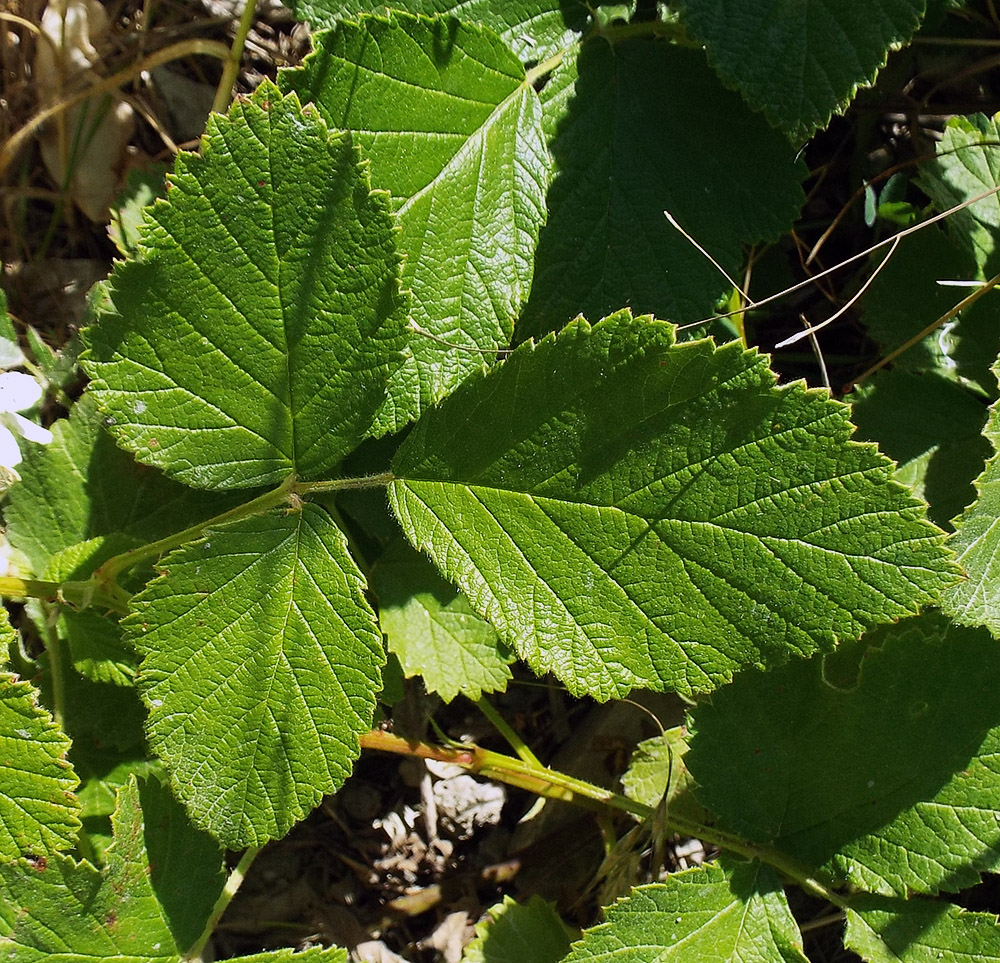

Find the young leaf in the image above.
[
  {"left": 281, "top": 0, "right": 590, "bottom": 62},
  {"left": 0, "top": 671, "right": 81, "bottom": 861},
  {"left": 462, "top": 894, "right": 572, "bottom": 963},
  {"left": 281, "top": 12, "right": 550, "bottom": 432},
  {"left": 945, "top": 357, "right": 1000, "bottom": 631},
  {"left": 82, "top": 83, "right": 408, "bottom": 490},
  {"left": 675, "top": 0, "right": 927, "bottom": 140},
  {"left": 561, "top": 859, "right": 808, "bottom": 963},
  {"left": 390, "top": 312, "right": 958, "bottom": 700},
  {"left": 0, "top": 776, "right": 347, "bottom": 963},
  {"left": 687, "top": 615, "right": 1000, "bottom": 896},
  {"left": 126, "top": 504, "right": 383, "bottom": 847},
  {"left": 621, "top": 728, "right": 707, "bottom": 824},
  {"left": 373, "top": 538, "right": 515, "bottom": 702},
  {"left": 845, "top": 895, "right": 1000, "bottom": 963},
  {"left": 519, "top": 41, "right": 805, "bottom": 338}
]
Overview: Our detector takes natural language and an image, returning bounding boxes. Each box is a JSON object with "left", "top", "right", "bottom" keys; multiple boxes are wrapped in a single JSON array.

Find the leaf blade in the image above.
[
  {"left": 390, "top": 312, "right": 957, "bottom": 699},
  {"left": 127, "top": 505, "right": 383, "bottom": 847}
]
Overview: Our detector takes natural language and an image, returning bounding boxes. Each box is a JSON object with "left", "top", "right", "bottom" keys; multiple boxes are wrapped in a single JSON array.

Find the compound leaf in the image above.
[
  {"left": 281, "top": 13, "right": 549, "bottom": 432},
  {"left": 845, "top": 895, "right": 1000, "bottom": 963},
  {"left": 562, "top": 860, "right": 808, "bottom": 963},
  {"left": 390, "top": 311, "right": 957, "bottom": 700},
  {"left": 519, "top": 40, "right": 804, "bottom": 339},
  {"left": 0, "top": 668, "right": 81, "bottom": 862},
  {"left": 675, "top": 0, "right": 927, "bottom": 140},
  {"left": 282, "top": 0, "right": 590, "bottom": 62},
  {"left": 688, "top": 615, "right": 1000, "bottom": 896},
  {"left": 127, "top": 504, "right": 383, "bottom": 848},
  {"left": 82, "top": 83, "right": 408, "bottom": 490}
]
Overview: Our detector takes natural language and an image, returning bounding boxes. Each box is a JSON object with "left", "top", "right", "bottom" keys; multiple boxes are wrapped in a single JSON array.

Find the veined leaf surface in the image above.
[
  {"left": 281, "top": 13, "right": 549, "bottom": 431},
  {"left": 390, "top": 312, "right": 957, "bottom": 700},
  {"left": 562, "top": 860, "right": 808, "bottom": 963},
  {"left": 688, "top": 616, "right": 1000, "bottom": 896},
  {"left": 126, "top": 505, "right": 383, "bottom": 847},
  {"left": 676, "top": 0, "right": 927, "bottom": 140},
  {"left": 82, "top": 83, "right": 408, "bottom": 490}
]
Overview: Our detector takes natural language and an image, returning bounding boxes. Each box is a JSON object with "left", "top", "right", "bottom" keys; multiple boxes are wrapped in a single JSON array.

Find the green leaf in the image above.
[
  {"left": 675, "top": 0, "right": 927, "bottom": 140},
  {"left": 127, "top": 504, "right": 383, "bottom": 847},
  {"left": 845, "top": 895, "right": 1000, "bottom": 963},
  {"left": 850, "top": 369, "right": 990, "bottom": 528},
  {"left": 687, "top": 614, "right": 1000, "bottom": 896},
  {"left": 373, "top": 539, "right": 514, "bottom": 702},
  {"left": 917, "top": 113, "right": 1000, "bottom": 274},
  {"left": 0, "top": 777, "right": 347, "bottom": 963},
  {"left": 81, "top": 83, "right": 408, "bottom": 490},
  {"left": 282, "top": 0, "right": 591, "bottom": 62},
  {"left": 944, "top": 355, "right": 1000, "bottom": 631},
  {"left": 518, "top": 40, "right": 805, "bottom": 339},
  {"left": 3, "top": 394, "right": 243, "bottom": 578},
  {"left": 621, "top": 728, "right": 707, "bottom": 824},
  {"left": 281, "top": 13, "right": 549, "bottom": 432},
  {"left": 562, "top": 860, "right": 808, "bottom": 963},
  {"left": 462, "top": 895, "right": 572, "bottom": 963},
  {"left": 390, "top": 312, "right": 958, "bottom": 699},
  {"left": 859, "top": 226, "right": 1000, "bottom": 398},
  {"left": 0, "top": 670, "right": 81, "bottom": 861}
]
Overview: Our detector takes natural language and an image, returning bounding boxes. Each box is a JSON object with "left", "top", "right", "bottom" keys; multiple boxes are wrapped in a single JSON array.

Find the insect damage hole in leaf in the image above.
[{"left": 389, "top": 310, "right": 959, "bottom": 702}]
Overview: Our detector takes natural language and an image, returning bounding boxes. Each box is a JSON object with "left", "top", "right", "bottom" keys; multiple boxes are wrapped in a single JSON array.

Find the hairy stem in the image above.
[{"left": 184, "top": 845, "right": 261, "bottom": 962}]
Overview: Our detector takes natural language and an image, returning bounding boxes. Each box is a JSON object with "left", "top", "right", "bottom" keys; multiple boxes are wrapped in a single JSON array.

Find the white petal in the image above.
[
  {"left": 9, "top": 412, "right": 53, "bottom": 445},
  {"left": 0, "top": 372, "right": 42, "bottom": 413},
  {"left": 0, "top": 425, "right": 23, "bottom": 471}
]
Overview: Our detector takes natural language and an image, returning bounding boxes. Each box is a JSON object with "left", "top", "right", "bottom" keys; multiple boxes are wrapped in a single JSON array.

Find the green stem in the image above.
[
  {"left": 474, "top": 697, "right": 543, "bottom": 768},
  {"left": 94, "top": 475, "right": 298, "bottom": 588},
  {"left": 211, "top": 0, "right": 259, "bottom": 115},
  {"left": 184, "top": 845, "right": 261, "bottom": 962},
  {"left": 296, "top": 471, "right": 395, "bottom": 494},
  {"left": 360, "top": 729, "right": 845, "bottom": 907}
]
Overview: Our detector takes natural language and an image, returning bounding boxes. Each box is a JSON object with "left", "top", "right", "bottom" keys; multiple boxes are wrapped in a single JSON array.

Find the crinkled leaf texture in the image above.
[
  {"left": 373, "top": 539, "right": 514, "bottom": 703},
  {"left": 945, "top": 357, "right": 1000, "bottom": 630},
  {"left": 127, "top": 504, "right": 383, "bottom": 848},
  {"left": 281, "top": 12, "right": 549, "bottom": 432},
  {"left": 562, "top": 860, "right": 808, "bottom": 963},
  {"left": 282, "top": 0, "right": 590, "bottom": 62},
  {"left": 675, "top": 0, "right": 927, "bottom": 140},
  {"left": 520, "top": 39, "right": 805, "bottom": 338},
  {"left": 81, "top": 82, "right": 408, "bottom": 491},
  {"left": 0, "top": 777, "right": 346, "bottom": 963},
  {"left": 845, "top": 895, "right": 1000, "bottom": 963},
  {"left": 0, "top": 668, "right": 81, "bottom": 861},
  {"left": 390, "top": 311, "right": 957, "bottom": 700},
  {"left": 688, "top": 615, "right": 1000, "bottom": 896}
]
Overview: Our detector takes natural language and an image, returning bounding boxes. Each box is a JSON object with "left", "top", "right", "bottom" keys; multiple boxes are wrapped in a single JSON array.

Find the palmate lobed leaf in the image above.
[
  {"left": 281, "top": 12, "right": 550, "bottom": 433},
  {"left": 562, "top": 859, "right": 808, "bottom": 963},
  {"left": 389, "top": 311, "right": 958, "bottom": 700},
  {"left": 688, "top": 615, "right": 1000, "bottom": 897},
  {"left": 81, "top": 82, "right": 408, "bottom": 491},
  {"left": 126, "top": 504, "right": 383, "bottom": 848}
]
